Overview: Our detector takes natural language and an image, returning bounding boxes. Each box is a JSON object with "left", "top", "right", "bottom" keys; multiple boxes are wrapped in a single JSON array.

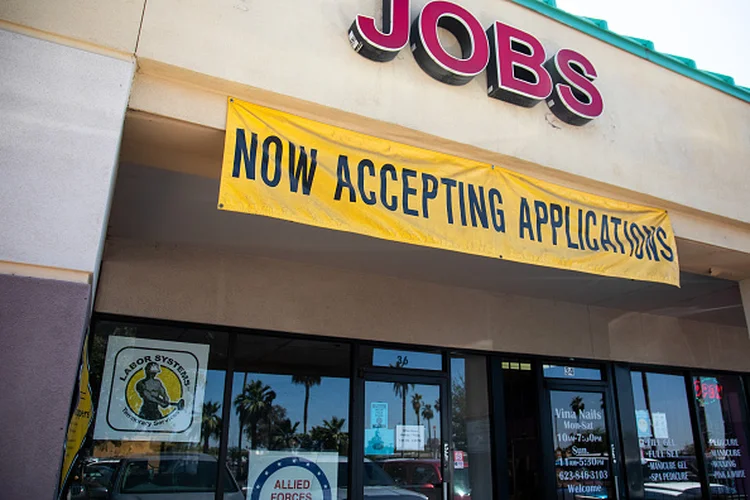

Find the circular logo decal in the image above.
[
  {"left": 124, "top": 361, "right": 184, "bottom": 421},
  {"left": 251, "top": 457, "right": 332, "bottom": 500}
]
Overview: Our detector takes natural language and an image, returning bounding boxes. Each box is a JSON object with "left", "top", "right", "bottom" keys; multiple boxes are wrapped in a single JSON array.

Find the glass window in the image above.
[
  {"left": 631, "top": 371, "right": 702, "bottom": 498},
  {"left": 543, "top": 364, "right": 602, "bottom": 381},
  {"left": 228, "top": 335, "right": 350, "bottom": 499},
  {"left": 694, "top": 375, "right": 750, "bottom": 497},
  {"left": 549, "top": 390, "right": 614, "bottom": 499},
  {"left": 504, "top": 359, "right": 540, "bottom": 500},
  {"left": 63, "top": 320, "right": 232, "bottom": 499},
  {"left": 360, "top": 347, "right": 443, "bottom": 371},
  {"left": 119, "top": 456, "right": 239, "bottom": 494},
  {"left": 451, "top": 355, "right": 493, "bottom": 500},
  {"left": 366, "top": 379, "right": 442, "bottom": 500}
]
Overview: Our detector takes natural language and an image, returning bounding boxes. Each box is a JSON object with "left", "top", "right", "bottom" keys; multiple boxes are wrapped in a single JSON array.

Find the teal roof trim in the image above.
[
  {"left": 511, "top": 0, "right": 750, "bottom": 103},
  {"left": 580, "top": 17, "right": 608, "bottom": 30},
  {"left": 623, "top": 36, "right": 655, "bottom": 51},
  {"left": 664, "top": 54, "right": 697, "bottom": 69}
]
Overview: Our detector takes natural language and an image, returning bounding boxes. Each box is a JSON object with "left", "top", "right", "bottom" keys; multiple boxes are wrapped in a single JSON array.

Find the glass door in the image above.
[
  {"left": 364, "top": 380, "right": 447, "bottom": 500},
  {"left": 549, "top": 390, "right": 615, "bottom": 499},
  {"left": 541, "top": 364, "right": 623, "bottom": 500},
  {"left": 354, "top": 347, "right": 451, "bottom": 500}
]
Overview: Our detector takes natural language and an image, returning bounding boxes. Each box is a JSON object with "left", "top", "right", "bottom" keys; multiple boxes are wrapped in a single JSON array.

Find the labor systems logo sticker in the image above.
[{"left": 93, "top": 337, "right": 209, "bottom": 442}]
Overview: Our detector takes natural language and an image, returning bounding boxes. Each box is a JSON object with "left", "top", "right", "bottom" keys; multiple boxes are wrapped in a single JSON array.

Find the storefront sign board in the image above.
[
  {"left": 93, "top": 337, "right": 209, "bottom": 442},
  {"left": 219, "top": 98, "right": 679, "bottom": 286},
  {"left": 348, "top": 0, "right": 604, "bottom": 126}
]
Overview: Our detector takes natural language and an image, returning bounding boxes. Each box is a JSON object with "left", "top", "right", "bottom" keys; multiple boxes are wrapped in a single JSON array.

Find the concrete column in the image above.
[
  {"left": 464, "top": 356, "right": 492, "bottom": 500},
  {"left": 740, "top": 280, "right": 750, "bottom": 339},
  {"left": 0, "top": 28, "right": 133, "bottom": 499}
]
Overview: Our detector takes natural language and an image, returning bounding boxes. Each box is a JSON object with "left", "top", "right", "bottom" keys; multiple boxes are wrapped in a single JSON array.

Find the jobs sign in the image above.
[{"left": 348, "top": 0, "right": 604, "bottom": 126}]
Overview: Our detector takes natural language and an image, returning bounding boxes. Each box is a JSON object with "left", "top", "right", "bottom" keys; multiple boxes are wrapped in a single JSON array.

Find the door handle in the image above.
[{"left": 611, "top": 443, "right": 620, "bottom": 499}]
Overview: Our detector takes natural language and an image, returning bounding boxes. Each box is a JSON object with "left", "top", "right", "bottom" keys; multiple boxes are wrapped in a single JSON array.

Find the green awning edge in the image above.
[{"left": 510, "top": 0, "right": 750, "bottom": 104}]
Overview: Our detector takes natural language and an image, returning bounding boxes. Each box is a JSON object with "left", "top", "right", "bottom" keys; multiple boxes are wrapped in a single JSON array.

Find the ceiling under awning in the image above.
[
  {"left": 106, "top": 161, "right": 745, "bottom": 328},
  {"left": 106, "top": 111, "right": 750, "bottom": 329}
]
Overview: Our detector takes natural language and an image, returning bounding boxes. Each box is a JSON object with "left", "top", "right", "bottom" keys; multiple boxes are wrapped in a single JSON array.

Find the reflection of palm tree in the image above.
[
  {"left": 422, "top": 404, "right": 434, "bottom": 446},
  {"left": 234, "top": 380, "right": 276, "bottom": 449},
  {"left": 391, "top": 356, "right": 414, "bottom": 426},
  {"left": 411, "top": 394, "right": 423, "bottom": 426},
  {"left": 434, "top": 398, "right": 441, "bottom": 414},
  {"left": 273, "top": 419, "right": 300, "bottom": 450},
  {"left": 571, "top": 396, "right": 585, "bottom": 421},
  {"left": 201, "top": 401, "right": 222, "bottom": 453},
  {"left": 312, "top": 416, "right": 348, "bottom": 453},
  {"left": 237, "top": 372, "right": 248, "bottom": 451},
  {"left": 292, "top": 375, "right": 321, "bottom": 434}
]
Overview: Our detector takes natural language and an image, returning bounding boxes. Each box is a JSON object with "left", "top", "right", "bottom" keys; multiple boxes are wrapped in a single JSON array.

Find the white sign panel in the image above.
[
  {"left": 247, "top": 451, "right": 339, "bottom": 500},
  {"left": 652, "top": 412, "right": 669, "bottom": 440},
  {"left": 93, "top": 337, "right": 209, "bottom": 442},
  {"left": 396, "top": 425, "right": 425, "bottom": 451}
]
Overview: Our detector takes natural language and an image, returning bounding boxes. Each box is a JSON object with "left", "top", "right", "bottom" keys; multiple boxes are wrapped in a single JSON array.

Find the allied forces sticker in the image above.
[{"left": 93, "top": 337, "right": 209, "bottom": 443}]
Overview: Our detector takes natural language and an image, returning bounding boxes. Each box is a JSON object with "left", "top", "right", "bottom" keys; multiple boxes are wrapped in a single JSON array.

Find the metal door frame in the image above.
[
  {"left": 538, "top": 365, "right": 626, "bottom": 500},
  {"left": 350, "top": 345, "right": 451, "bottom": 500}
]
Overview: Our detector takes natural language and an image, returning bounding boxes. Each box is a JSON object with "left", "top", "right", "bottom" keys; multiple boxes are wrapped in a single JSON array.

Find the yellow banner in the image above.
[
  {"left": 59, "top": 332, "right": 93, "bottom": 497},
  {"left": 219, "top": 98, "right": 679, "bottom": 286}
]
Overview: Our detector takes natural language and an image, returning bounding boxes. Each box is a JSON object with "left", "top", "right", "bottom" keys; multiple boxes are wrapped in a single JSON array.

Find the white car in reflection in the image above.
[
  {"left": 644, "top": 481, "right": 742, "bottom": 499},
  {"left": 337, "top": 459, "right": 429, "bottom": 500},
  {"left": 70, "top": 454, "right": 244, "bottom": 500}
]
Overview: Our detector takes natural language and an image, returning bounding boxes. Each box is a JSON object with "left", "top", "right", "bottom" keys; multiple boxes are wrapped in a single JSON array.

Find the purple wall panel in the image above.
[{"left": 0, "top": 274, "right": 91, "bottom": 500}]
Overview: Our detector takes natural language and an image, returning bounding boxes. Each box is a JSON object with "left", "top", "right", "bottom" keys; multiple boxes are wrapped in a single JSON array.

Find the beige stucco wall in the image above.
[
  {"left": 3, "top": 0, "right": 750, "bottom": 256},
  {"left": 96, "top": 239, "right": 750, "bottom": 372},
  {"left": 0, "top": 28, "right": 134, "bottom": 275},
  {"left": 0, "top": 0, "right": 145, "bottom": 53},
  {"left": 130, "top": 0, "right": 750, "bottom": 226},
  {"left": 4, "top": 0, "right": 749, "bottom": 227}
]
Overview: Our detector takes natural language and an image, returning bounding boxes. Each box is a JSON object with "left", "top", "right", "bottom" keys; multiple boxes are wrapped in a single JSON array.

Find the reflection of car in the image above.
[
  {"left": 338, "top": 458, "right": 429, "bottom": 500},
  {"left": 69, "top": 454, "right": 244, "bottom": 499},
  {"left": 644, "top": 482, "right": 743, "bottom": 499},
  {"left": 379, "top": 459, "right": 469, "bottom": 500}
]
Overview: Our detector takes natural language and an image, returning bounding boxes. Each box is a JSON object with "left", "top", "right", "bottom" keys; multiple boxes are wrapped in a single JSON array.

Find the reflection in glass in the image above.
[
  {"left": 366, "top": 381, "right": 443, "bottom": 500},
  {"left": 359, "top": 347, "right": 443, "bottom": 371},
  {"left": 450, "top": 355, "right": 493, "bottom": 500},
  {"left": 227, "top": 336, "right": 350, "bottom": 499},
  {"left": 549, "top": 391, "right": 614, "bottom": 499},
  {"left": 694, "top": 375, "right": 750, "bottom": 498},
  {"left": 63, "top": 321, "right": 235, "bottom": 499},
  {"left": 631, "top": 371, "right": 703, "bottom": 499}
]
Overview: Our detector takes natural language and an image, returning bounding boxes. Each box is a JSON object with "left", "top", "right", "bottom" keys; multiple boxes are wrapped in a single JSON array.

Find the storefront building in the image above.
[{"left": 1, "top": 0, "right": 750, "bottom": 499}]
